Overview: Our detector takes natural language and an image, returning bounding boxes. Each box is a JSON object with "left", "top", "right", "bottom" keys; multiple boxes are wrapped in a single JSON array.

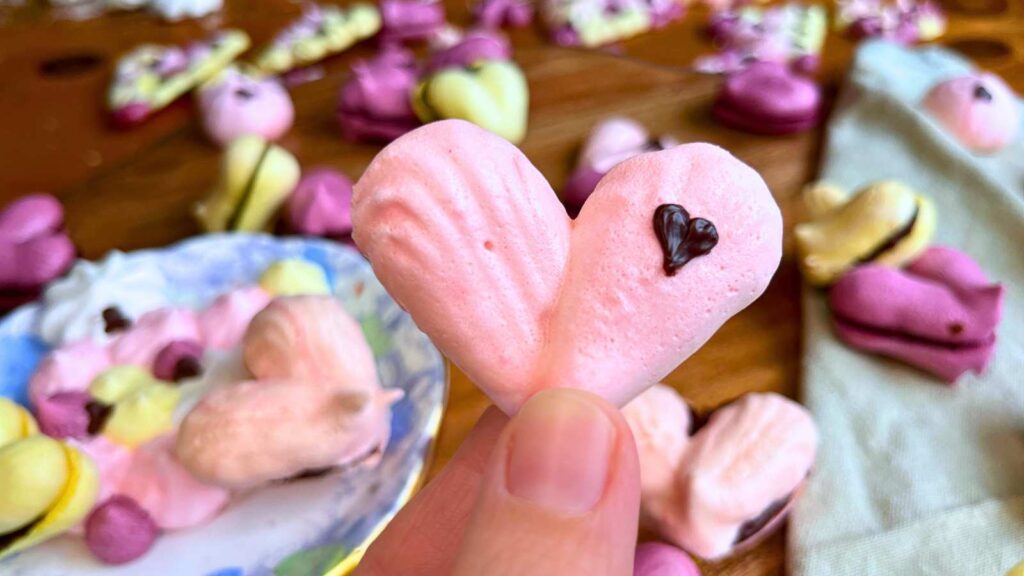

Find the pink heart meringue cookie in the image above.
[
  {"left": 829, "top": 245, "right": 1003, "bottom": 382},
  {"left": 563, "top": 117, "right": 679, "bottom": 214},
  {"left": 283, "top": 168, "right": 354, "bottom": 238},
  {"left": 624, "top": 385, "right": 818, "bottom": 560},
  {"left": 198, "top": 68, "right": 295, "bottom": 147},
  {"left": 0, "top": 194, "right": 75, "bottom": 307},
  {"left": 352, "top": 120, "right": 782, "bottom": 413},
  {"left": 177, "top": 296, "right": 401, "bottom": 488},
  {"left": 336, "top": 48, "right": 422, "bottom": 143},
  {"left": 921, "top": 72, "right": 1020, "bottom": 153}
]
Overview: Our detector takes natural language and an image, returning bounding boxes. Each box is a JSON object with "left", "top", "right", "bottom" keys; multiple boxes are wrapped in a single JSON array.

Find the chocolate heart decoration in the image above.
[{"left": 653, "top": 204, "right": 719, "bottom": 276}]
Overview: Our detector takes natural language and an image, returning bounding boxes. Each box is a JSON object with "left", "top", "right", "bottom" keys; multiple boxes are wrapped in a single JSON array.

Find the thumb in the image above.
[{"left": 451, "top": 389, "right": 641, "bottom": 576}]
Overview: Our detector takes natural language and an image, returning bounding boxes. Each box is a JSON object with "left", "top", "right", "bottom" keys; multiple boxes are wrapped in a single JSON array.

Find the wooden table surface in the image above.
[{"left": 1, "top": 0, "right": 1022, "bottom": 573}]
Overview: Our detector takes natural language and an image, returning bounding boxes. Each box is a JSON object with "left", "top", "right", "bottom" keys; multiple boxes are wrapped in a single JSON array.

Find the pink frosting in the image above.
[
  {"left": 29, "top": 339, "right": 112, "bottom": 407},
  {"left": 109, "top": 308, "right": 201, "bottom": 367},
  {"left": 85, "top": 495, "right": 159, "bottom": 565},
  {"left": 922, "top": 72, "right": 1020, "bottom": 153},
  {"left": 196, "top": 286, "right": 272, "bottom": 350},
  {"left": 198, "top": 69, "right": 295, "bottom": 147},
  {"left": 283, "top": 168, "right": 354, "bottom": 238},
  {"left": 116, "top": 435, "right": 230, "bottom": 531}
]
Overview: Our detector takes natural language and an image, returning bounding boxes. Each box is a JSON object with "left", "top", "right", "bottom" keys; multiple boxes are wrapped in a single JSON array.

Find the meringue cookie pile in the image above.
[
  {"left": 796, "top": 181, "right": 1004, "bottom": 382},
  {"left": 1, "top": 256, "right": 398, "bottom": 564},
  {"left": 835, "top": 0, "right": 946, "bottom": 44},
  {"left": 695, "top": 3, "right": 827, "bottom": 75}
]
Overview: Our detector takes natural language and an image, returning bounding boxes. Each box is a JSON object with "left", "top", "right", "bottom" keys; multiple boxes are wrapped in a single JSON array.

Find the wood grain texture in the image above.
[{"left": 1, "top": 0, "right": 1022, "bottom": 574}]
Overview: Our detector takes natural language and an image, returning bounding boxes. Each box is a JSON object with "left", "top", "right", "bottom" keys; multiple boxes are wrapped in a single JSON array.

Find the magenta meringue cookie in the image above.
[
  {"left": 197, "top": 286, "right": 272, "bottom": 349},
  {"left": 85, "top": 495, "right": 159, "bottom": 565},
  {"left": 829, "top": 245, "right": 1003, "bottom": 382},
  {"left": 198, "top": 67, "right": 295, "bottom": 147},
  {"left": 108, "top": 308, "right": 201, "bottom": 367},
  {"left": 423, "top": 29, "right": 512, "bottom": 74},
  {"left": 34, "top": 391, "right": 92, "bottom": 440},
  {"left": 0, "top": 194, "right": 64, "bottom": 243},
  {"left": 336, "top": 48, "right": 422, "bottom": 143},
  {"left": 283, "top": 168, "right": 354, "bottom": 238},
  {"left": 473, "top": 0, "right": 534, "bottom": 29},
  {"left": 152, "top": 339, "right": 204, "bottom": 382},
  {"left": 29, "top": 340, "right": 112, "bottom": 407},
  {"left": 634, "top": 542, "right": 701, "bottom": 576},
  {"left": 712, "top": 61, "right": 822, "bottom": 135},
  {"left": 0, "top": 194, "right": 75, "bottom": 301},
  {"left": 922, "top": 72, "right": 1020, "bottom": 153},
  {"left": 379, "top": 0, "right": 446, "bottom": 43}
]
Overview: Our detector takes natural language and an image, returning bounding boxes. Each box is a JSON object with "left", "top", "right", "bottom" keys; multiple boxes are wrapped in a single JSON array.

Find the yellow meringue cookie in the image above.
[
  {"left": 258, "top": 259, "right": 332, "bottom": 296},
  {"left": 195, "top": 135, "right": 301, "bottom": 232},
  {"left": 0, "top": 439, "right": 99, "bottom": 559},
  {"left": 412, "top": 60, "right": 529, "bottom": 144},
  {"left": 1007, "top": 561, "right": 1024, "bottom": 576},
  {"left": 90, "top": 366, "right": 181, "bottom": 448},
  {"left": 801, "top": 181, "right": 850, "bottom": 219},
  {"left": 0, "top": 399, "right": 37, "bottom": 449},
  {"left": 794, "top": 180, "right": 936, "bottom": 286}
]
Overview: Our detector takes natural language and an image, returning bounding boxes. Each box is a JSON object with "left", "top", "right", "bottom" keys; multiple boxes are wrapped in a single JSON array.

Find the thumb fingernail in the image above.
[{"left": 504, "top": 390, "right": 615, "bottom": 515}]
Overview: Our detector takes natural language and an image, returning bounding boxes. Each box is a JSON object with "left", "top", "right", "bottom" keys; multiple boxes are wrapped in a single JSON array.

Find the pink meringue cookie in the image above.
[
  {"left": 922, "top": 72, "right": 1020, "bottom": 153},
  {"left": 633, "top": 542, "right": 701, "bottom": 576},
  {"left": 29, "top": 340, "right": 112, "bottom": 407},
  {"left": 0, "top": 193, "right": 64, "bottom": 243},
  {"left": 0, "top": 194, "right": 76, "bottom": 299},
  {"left": 74, "top": 436, "right": 134, "bottom": 503},
  {"left": 829, "top": 245, "right": 1003, "bottom": 382},
  {"left": 621, "top": 383, "right": 691, "bottom": 514},
  {"left": 198, "top": 68, "right": 295, "bottom": 147},
  {"left": 474, "top": 0, "right": 534, "bottom": 29},
  {"left": 85, "top": 495, "right": 159, "bottom": 565},
  {"left": 283, "top": 168, "right": 354, "bottom": 238},
  {"left": 152, "top": 339, "right": 204, "bottom": 382},
  {"left": 34, "top": 391, "right": 93, "bottom": 439},
  {"left": 117, "top": 435, "right": 230, "bottom": 530},
  {"left": 336, "top": 48, "right": 422, "bottom": 143},
  {"left": 196, "top": 286, "right": 272, "bottom": 349},
  {"left": 108, "top": 308, "right": 201, "bottom": 367},
  {"left": 423, "top": 29, "right": 512, "bottom": 74},
  {"left": 379, "top": 0, "right": 447, "bottom": 44}
]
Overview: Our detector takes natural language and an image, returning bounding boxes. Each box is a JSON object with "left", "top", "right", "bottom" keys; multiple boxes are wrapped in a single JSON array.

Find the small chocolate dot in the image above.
[
  {"left": 173, "top": 356, "right": 203, "bottom": 382},
  {"left": 974, "top": 84, "right": 993, "bottom": 102},
  {"left": 102, "top": 307, "right": 131, "bottom": 333},
  {"left": 235, "top": 87, "right": 255, "bottom": 100},
  {"left": 948, "top": 322, "right": 965, "bottom": 335},
  {"left": 85, "top": 400, "right": 114, "bottom": 435}
]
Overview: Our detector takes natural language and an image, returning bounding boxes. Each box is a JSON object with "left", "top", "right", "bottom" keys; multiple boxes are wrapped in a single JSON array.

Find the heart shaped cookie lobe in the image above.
[{"left": 653, "top": 204, "right": 719, "bottom": 276}]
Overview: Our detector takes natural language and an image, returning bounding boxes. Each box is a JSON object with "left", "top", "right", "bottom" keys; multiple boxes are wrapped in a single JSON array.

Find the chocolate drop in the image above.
[
  {"left": 974, "top": 84, "right": 993, "bottom": 102},
  {"left": 653, "top": 204, "right": 719, "bottom": 276},
  {"left": 102, "top": 306, "right": 131, "bottom": 333},
  {"left": 85, "top": 400, "right": 114, "bottom": 435}
]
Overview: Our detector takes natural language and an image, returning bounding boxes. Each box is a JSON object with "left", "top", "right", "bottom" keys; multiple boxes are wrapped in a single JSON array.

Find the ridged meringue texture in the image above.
[
  {"left": 198, "top": 67, "right": 294, "bottom": 147},
  {"left": 195, "top": 135, "right": 301, "bottom": 233},
  {"left": 622, "top": 384, "right": 818, "bottom": 560},
  {"left": 378, "top": 0, "right": 446, "bottom": 44},
  {"left": 177, "top": 296, "right": 401, "bottom": 488},
  {"left": 829, "top": 245, "right": 1003, "bottom": 382},
  {"left": 922, "top": 71, "right": 1020, "bottom": 153},
  {"left": 412, "top": 60, "right": 529, "bottom": 144},
  {"left": 0, "top": 194, "right": 75, "bottom": 305},
  {"left": 283, "top": 168, "right": 354, "bottom": 238},
  {"left": 563, "top": 116, "right": 680, "bottom": 213},
  {"left": 633, "top": 542, "right": 701, "bottom": 576},
  {"left": 795, "top": 180, "right": 936, "bottom": 286},
  {"left": 353, "top": 120, "right": 782, "bottom": 413},
  {"left": 337, "top": 48, "right": 422, "bottom": 143}
]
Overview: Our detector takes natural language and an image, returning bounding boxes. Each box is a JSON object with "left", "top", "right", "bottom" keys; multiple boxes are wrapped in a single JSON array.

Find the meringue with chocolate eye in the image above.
[
  {"left": 195, "top": 135, "right": 301, "bottom": 233},
  {"left": 829, "top": 245, "right": 1003, "bottom": 382},
  {"left": 198, "top": 67, "right": 294, "bottom": 147},
  {"left": 922, "top": 72, "right": 1020, "bottom": 153},
  {"left": 795, "top": 180, "right": 936, "bottom": 286},
  {"left": 89, "top": 366, "right": 181, "bottom": 448}
]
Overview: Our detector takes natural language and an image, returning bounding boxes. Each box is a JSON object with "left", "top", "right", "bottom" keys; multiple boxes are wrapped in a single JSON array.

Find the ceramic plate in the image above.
[{"left": 0, "top": 234, "right": 447, "bottom": 576}]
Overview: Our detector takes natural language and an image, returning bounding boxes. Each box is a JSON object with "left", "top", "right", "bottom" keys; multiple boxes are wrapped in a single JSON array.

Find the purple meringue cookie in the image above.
[
  {"left": 336, "top": 48, "right": 422, "bottom": 143},
  {"left": 152, "top": 339, "right": 204, "bottom": 382},
  {"left": 379, "top": 0, "right": 447, "bottom": 44},
  {"left": 284, "top": 168, "right": 354, "bottom": 238},
  {"left": 712, "top": 61, "right": 822, "bottom": 135},
  {"left": 634, "top": 542, "right": 701, "bottom": 576},
  {"left": 85, "top": 495, "right": 160, "bottom": 565},
  {"left": 474, "top": 0, "right": 534, "bottom": 29},
  {"left": 0, "top": 194, "right": 75, "bottom": 304},
  {"left": 35, "top": 391, "right": 92, "bottom": 439},
  {"left": 424, "top": 30, "right": 512, "bottom": 73},
  {"left": 0, "top": 194, "right": 64, "bottom": 243},
  {"left": 829, "top": 246, "right": 1003, "bottom": 383}
]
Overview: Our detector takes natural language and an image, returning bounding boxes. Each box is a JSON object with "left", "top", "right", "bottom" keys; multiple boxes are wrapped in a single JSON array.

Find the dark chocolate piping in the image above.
[
  {"left": 172, "top": 356, "right": 203, "bottom": 382},
  {"left": 85, "top": 400, "right": 114, "bottom": 436},
  {"left": 734, "top": 494, "right": 790, "bottom": 544},
  {"left": 102, "top": 306, "right": 131, "bottom": 334},
  {"left": 653, "top": 204, "right": 719, "bottom": 276},
  {"left": 225, "top": 142, "right": 273, "bottom": 231},
  {"left": 832, "top": 312, "right": 994, "bottom": 351},
  {"left": 855, "top": 204, "right": 919, "bottom": 265},
  {"left": 0, "top": 513, "right": 45, "bottom": 551},
  {"left": 974, "top": 84, "right": 993, "bottom": 102}
]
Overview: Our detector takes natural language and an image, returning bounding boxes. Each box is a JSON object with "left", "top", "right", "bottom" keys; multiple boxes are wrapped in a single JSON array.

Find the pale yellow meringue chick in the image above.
[
  {"left": 90, "top": 366, "right": 181, "bottom": 448},
  {"left": 795, "top": 180, "right": 936, "bottom": 286},
  {"left": 258, "top": 259, "right": 331, "bottom": 297},
  {"left": 0, "top": 399, "right": 37, "bottom": 449}
]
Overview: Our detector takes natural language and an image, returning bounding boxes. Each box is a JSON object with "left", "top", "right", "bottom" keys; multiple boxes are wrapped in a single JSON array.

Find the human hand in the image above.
[{"left": 354, "top": 388, "right": 690, "bottom": 575}]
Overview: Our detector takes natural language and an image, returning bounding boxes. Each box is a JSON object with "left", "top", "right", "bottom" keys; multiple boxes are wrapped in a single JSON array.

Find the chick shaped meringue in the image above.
[
  {"left": 195, "top": 135, "right": 300, "bottom": 233},
  {"left": 177, "top": 296, "right": 402, "bottom": 489},
  {"left": 336, "top": 48, "right": 422, "bottom": 143},
  {"left": 283, "top": 168, "right": 354, "bottom": 238},
  {"left": 795, "top": 180, "right": 936, "bottom": 286},
  {"left": 198, "top": 67, "right": 294, "bottom": 147},
  {"left": 89, "top": 366, "right": 181, "bottom": 448},
  {"left": 922, "top": 71, "right": 1020, "bottom": 154}
]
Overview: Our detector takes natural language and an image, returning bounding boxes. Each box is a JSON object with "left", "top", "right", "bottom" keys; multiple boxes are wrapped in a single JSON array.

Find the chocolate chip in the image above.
[
  {"left": 948, "top": 322, "right": 964, "bottom": 336},
  {"left": 85, "top": 400, "right": 114, "bottom": 435},
  {"left": 653, "top": 204, "right": 719, "bottom": 276},
  {"left": 173, "top": 356, "right": 203, "bottom": 382},
  {"left": 234, "top": 87, "right": 255, "bottom": 100},
  {"left": 102, "top": 306, "right": 131, "bottom": 333},
  {"left": 974, "top": 84, "right": 993, "bottom": 102}
]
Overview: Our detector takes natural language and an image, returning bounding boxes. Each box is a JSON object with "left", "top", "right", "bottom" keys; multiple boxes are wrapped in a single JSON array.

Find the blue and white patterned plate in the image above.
[{"left": 0, "top": 234, "right": 447, "bottom": 576}]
